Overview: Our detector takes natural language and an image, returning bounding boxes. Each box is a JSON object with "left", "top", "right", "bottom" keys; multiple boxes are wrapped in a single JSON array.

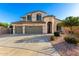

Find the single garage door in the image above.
[
  {"left": 25, "top": 26, "right": 42, "bottom": 34},
  {"left": 15, "top": 26, "right": 22, "bottom": 34}
]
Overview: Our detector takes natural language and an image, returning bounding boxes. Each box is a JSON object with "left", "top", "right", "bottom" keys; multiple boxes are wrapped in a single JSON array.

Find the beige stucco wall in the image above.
[
  {"left": 54, "top": 19, "right": 61, "bottom": 32},
  {"left": 12, "top": 11, "right": 62, "bottom": 34},
  {"left": 12, "top": 23, "right": 45, "bottom": 34},
  {"left": 22, "top": 12, "right": 46, "bottom": 21},
  {"left": 43, "top": 16, "right": 55, "bottom": 34},
  {"left": 12, "top": 23, "right": 45, "bottom": 26},
  {"left": 43, "top": 16, "right": 61, "bottom": 33},
  {"left": 12, "top": 17, "right": 61, "bottom": 34},
  {"left": 31, "top": 12, "right": 46, "bottom": 21}
]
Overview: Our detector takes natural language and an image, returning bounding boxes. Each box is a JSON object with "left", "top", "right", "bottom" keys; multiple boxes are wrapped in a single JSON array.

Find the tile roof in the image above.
[
  {"left": 43, "top": 15, "right": 55, "bottom": 18},
  {"left": 12, "top": 21, "right": 46, "bottom": 24},
  {"left": 21, "top": 10, "right": 47, "bottom": 17},
  {"left": 43, "top": 15, "right": 62, "bottom": 21}
]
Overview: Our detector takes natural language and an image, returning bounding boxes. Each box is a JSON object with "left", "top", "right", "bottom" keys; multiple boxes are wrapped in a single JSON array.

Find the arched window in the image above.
[
  {"left": 36, "top": 14, "right": 41, "bottom": 21},
  {"left": 27, "top": 15, "right": 32, "bottom": 21}
]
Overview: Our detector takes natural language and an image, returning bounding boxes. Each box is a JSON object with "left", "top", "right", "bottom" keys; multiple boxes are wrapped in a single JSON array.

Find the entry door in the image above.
[{"left": 47, "top": 22, "right": 52, "bottom": 33}]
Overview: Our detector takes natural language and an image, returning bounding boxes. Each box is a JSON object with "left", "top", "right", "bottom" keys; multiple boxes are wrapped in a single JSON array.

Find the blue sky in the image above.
[{"left": 0, "top": 3, "right": 79, "bottom": 23}]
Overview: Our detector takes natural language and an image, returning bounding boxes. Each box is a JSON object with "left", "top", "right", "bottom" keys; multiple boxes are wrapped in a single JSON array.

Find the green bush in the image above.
[
  {"left": 0, "top": 22, "right": 10, "bottom": 28},
  {"left": 50, "top": 36, "right": 55, "bottom": 41},
  {"left": 64, "top": 36, "right": 78, "bottom": 44},
  {"left": 54, "top": 32, "right": 60, "bottom": 36}
]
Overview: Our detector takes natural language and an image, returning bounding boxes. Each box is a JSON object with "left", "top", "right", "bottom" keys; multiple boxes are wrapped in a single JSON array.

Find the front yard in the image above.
[
  {"left": 51, "top": 34, "right": 79, "bottom": 56},
  {"left": 0, "top": 33, "right": 79, "bottom": 56}
]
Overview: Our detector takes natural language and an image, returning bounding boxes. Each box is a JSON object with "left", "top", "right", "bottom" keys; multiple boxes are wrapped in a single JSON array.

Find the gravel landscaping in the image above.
[{"left": 51, "top": 34, "right": 79, "bottom": 56}]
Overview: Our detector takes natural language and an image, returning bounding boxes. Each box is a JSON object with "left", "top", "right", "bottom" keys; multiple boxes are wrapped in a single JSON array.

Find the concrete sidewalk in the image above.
[{"left": 0, "top": 34, "right": 53, "bottom": 38}]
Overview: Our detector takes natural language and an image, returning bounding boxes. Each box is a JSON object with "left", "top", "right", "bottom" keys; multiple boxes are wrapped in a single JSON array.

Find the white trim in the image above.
[
  {"left": 13, "top": 26, "right": 15, "bottom": 34},
  {"left": 23, "top": 26, "right": 25, "bottom": 34}
]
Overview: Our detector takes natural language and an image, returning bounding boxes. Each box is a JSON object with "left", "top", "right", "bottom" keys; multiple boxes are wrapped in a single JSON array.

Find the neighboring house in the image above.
[
  {"left": 12, "top": 10, "right": 61, "bottom": 34},
  {"left": 0, "top": 26, "right": 8, "bottom": 34}
]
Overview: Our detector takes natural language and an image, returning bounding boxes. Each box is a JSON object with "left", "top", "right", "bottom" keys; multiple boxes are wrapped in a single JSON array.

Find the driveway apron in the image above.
[{"left": 0, "top": 35, "right": 60, "bottom": 56}]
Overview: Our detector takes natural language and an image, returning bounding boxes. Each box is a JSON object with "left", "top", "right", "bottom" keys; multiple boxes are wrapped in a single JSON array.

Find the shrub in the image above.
[
  {"left": 50, "top": 36, "right": 55, "bottom": 41},
  {"left": 64, "top": 36, "right": 78, "bottom": 44},
  {"left": 54, "top": 32, "right": 60, "bottom": 36},
  {"left": 74, "top": 29, "right": 79, "bottom": 38},
  {"left": 0, "top": 22, "right": 9, "bottom": 28}
]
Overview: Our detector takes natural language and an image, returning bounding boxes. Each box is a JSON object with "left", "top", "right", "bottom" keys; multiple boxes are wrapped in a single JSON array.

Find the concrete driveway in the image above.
[{"left": 0, "top": 34, "right": 59, "bottom": 56}]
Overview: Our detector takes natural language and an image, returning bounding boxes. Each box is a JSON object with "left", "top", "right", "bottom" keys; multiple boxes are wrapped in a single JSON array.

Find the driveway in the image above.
[{"left": 0, "top": 34, "right": 59, "bottom": 56}]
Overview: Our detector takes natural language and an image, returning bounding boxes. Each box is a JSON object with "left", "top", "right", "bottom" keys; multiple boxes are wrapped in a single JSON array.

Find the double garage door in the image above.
[
  {"left": 15, "top": 26, "right": 22, "bottom": 34},
  {"left": 15, "top": 26, "right": 42, "bottom": 34}
]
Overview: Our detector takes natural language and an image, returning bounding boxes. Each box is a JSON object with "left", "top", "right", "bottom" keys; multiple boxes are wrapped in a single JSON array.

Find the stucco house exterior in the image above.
[{"left": 12, "top": 11, "right": 61, "bottom": 34}]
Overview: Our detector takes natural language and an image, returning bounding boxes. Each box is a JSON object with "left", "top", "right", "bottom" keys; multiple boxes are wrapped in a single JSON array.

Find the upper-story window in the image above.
[
  {"left": 36, "top": 13, "right": 41, "bottom": 21},
  {"left": 22, "top": 17, "right": 26, "bottom": 21},
  {"left": 27, "top": 15, "right": 32, "bottom": 21}
]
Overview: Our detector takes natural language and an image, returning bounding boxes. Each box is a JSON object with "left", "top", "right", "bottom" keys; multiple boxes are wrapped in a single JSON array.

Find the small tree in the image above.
[
  {"left": 0, "top": 22, "right": 10, "bottom": 28},
  {"left": 61, "top": 16, "right": 79, "bottom": 34}
]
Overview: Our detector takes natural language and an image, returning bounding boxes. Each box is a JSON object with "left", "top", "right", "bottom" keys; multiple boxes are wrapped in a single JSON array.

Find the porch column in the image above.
[
  {"left": 23, "top": 25, "right": 25, "bottom": 34},
  {"left": 43, "top": 24, "right": 47, "bottom": 34},
  {"left": 13, "top": 25, "right": 15, "bottom": 34}
]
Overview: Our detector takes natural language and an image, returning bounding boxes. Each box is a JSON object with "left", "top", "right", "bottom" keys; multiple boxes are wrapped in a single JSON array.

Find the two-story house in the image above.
[{"left": 12, "top": 10, "right": 61, "bottom": 34}]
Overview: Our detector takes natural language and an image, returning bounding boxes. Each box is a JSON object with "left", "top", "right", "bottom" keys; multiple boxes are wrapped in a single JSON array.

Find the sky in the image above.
[{"left": 0, "top": 3, "right": 79, "bottom": 23}]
